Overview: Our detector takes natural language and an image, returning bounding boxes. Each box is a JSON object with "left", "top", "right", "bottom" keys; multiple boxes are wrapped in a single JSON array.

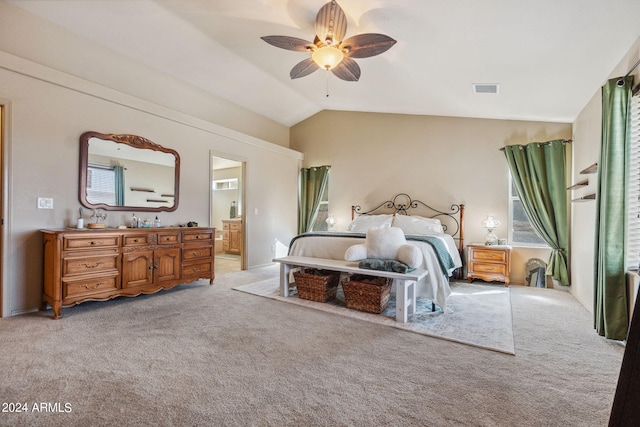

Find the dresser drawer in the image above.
[
  {"left": 63, "top": 274, "right": 119, "bottom": 298},
  {"left": 63, "top": 253, "right": 119, "bottom": 276},
  {"left": 158, "top": 232, "right": 180, "bottom": 245},
  {"left": 470, "top": 248, "right": 507, "bottom": 263},
  {"left": 182, "top": 261, "right": 213, "bottom": 279},
  {"left": 123, "top": 234, "right": 152, "bottom": 247},
  {"left": 229, "top": 222, "right": 241, "bottom": 231},
  {"left": 63, "top": 235, "right": 120, "bottom": 250},
  {"left": 183, "top": 244, "right": 213, "bottom": 261},
  {"left": 469, "top": 262, "right": 507, "bottom": 275},
  {"left": 183, "top": 231, "right": 213, "bottom": 243}
]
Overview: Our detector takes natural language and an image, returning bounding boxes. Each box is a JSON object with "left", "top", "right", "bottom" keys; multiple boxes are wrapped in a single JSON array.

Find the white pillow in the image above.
[
  {"left": 397, "top": 244, "right": 422, "bottom": 269},
  {"left": 392, "top": 214, "right": 444, "bottom": 235},
  {"left": 345, "top": 243, "right": 367, "bottom": 261},
  {"left": 344, "top": 226, "right": 422, "bottom": 269},
  {"left": 347, "top": 214, "right": 394, "bottom": 232},
  {"left": 365, "top": 225, "right": 406, "bottom": 259}
]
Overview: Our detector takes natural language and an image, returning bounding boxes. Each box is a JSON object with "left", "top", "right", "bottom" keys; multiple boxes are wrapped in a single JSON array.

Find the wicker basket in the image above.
[
  {"left": 342, "top": 274, "right": 392, "bottom": 313},
  {"left": 293, "top": 269, "right": 341, "bottom": 302}
]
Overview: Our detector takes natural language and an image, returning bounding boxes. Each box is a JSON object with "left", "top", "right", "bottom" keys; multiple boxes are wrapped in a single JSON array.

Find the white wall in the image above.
[
  {"left": 0, "top": 52, "right": 302, "bottom": 316},
  {"left": 291, "top": 111, "right": 571, "bottom": 285},
  {"left": 571, "top": 36, "right": 640, "bottom": 311},
  {"left": 0, "top": 0, "right": 290, "bottom": 147}
]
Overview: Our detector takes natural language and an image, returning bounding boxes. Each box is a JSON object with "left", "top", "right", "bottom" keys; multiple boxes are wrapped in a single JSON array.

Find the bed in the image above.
[{"left": 288, "top": 193, "right": 465, "bottom": 313}]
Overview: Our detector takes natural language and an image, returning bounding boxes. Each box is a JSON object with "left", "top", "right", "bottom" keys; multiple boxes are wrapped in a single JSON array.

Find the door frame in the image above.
[
  {"left": 210, "top": 151, "right": 246, "bottom": 270},
  {"left": 0, "top": 101, "right": 10, "bottom": 317}
]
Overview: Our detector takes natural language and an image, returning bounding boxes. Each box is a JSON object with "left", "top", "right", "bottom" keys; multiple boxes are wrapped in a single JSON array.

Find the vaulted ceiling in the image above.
[{"left": 8, "top": 0, "right": 640, "bottom": 127}]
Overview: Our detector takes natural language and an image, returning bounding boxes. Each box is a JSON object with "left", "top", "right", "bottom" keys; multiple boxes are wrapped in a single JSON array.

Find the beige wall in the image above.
[
  {"left": 571, "top": 36, "right": 640, "bottom": 311},
  {"left": 291, "top": 111, "right": 571, "bottom": 285},
  {"left": 0, "top": 52, "right": 301, "bottom": 317},
  {"left": 0, "top": 0, "right": 290, "bottom": 147}
]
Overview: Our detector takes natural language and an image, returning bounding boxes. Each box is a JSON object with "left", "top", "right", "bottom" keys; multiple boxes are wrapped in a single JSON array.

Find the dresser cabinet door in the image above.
[
  {"left": 122, "top": 250, "right": 154, "bottom": 288},
  {"left": 154, "top": 247, "right": 181, "bottom": 283}
]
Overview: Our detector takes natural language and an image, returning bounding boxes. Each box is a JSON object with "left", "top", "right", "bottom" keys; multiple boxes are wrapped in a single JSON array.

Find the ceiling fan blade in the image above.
[
  {"left": 261, "top": 35, "right": 315, "bottom": 52},
  {"left": 290, "top": 58, "right": 320, "bottom": 79},
  {"left": 340, "top": 34, "right": 397, "bottom": 58},
  {"left": 315, "top": 0, "right": 347, "bottom": 46},
  {"left": 331, "top": 57, "right": 360, "bottom": 81}
]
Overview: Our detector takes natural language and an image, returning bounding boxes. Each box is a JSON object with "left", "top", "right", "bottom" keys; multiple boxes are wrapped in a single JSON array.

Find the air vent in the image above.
[{"left": 473, "top": 83, "right": 499, "bottom": 94}]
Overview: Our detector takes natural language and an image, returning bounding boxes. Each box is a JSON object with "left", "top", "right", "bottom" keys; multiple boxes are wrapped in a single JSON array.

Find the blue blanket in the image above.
[{"left": 289, "top": 231, "right": 456, "bottom": 276}]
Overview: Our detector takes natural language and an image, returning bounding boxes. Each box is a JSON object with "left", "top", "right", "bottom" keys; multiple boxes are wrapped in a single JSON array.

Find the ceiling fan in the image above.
[{"left": 261, "top": 0, "right": 396, "bottom": 82}]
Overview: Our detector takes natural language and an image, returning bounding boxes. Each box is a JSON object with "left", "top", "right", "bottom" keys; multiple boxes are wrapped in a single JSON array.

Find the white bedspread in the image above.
[{"left": 288, "top": 233, "right": 462, "bottom": 313}]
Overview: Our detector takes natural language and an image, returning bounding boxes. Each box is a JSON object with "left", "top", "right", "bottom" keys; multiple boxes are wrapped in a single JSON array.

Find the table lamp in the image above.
[{"left": 482, "top": 214, "right": 500, "bottom": 245}]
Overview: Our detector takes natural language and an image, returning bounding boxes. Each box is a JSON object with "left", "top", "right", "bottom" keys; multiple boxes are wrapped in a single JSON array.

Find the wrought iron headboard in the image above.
[{"left": 351, "top": 193, "right": 465, "bottom": 251}]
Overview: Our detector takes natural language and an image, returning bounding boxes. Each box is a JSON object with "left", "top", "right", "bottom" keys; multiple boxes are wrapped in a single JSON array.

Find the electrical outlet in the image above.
[{"left": 37, "top": 197, "right": 53, "bottom": 209}]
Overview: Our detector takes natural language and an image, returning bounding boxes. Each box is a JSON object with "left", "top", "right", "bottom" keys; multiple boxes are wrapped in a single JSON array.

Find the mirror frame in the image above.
[{"left": 79, "top": 131, "right": 180, "bottom": 212}]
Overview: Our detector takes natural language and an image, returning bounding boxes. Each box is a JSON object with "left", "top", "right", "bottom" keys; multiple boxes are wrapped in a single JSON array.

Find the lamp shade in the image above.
[
  {"left": 312, "top": 46, "right": 344, "bottom": 70},
  {"left": 482, "top": 214, "right": 500, "bottom": 245},
  {"left": 482, "top": 214, "right": 501, "bottom": 230},
  {"left": 325, "top": 213, "right": 336, "bottom": 230}
]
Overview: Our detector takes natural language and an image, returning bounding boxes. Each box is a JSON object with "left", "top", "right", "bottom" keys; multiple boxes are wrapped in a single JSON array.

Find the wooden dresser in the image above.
[
  {"left": 467, "top": 244, "right": 511, "bottom": 287},
  {"left": 221, "top": 219, "right": 242, "bottom": 254},
  {"left": 41, "top": 227, "right": 215, "bottom": 319}
]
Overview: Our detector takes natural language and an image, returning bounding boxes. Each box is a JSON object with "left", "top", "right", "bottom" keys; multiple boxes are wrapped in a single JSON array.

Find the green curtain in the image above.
[
  {"left": 298, "top": 165, "right": 330, "bottom": 234},
  {"left": 114, "top": 166, "right": 125, "bottom": 206},
  {"left": 503, "top": 140, "right": 569, "bottom": 285},
  {"left": 594, "top": 76, "right": 633, "bottom": 340}
]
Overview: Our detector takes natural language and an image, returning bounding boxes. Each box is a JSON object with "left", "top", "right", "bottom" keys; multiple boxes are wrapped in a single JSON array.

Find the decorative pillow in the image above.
[
  {"left": 365, "top": 225, "right": 406, "bottom": 259},
  {"left": 345, "top": 243, "right": 367, "bottom": 261},
  {"left": 347, "top": 214, "right": 394, "bottom": 232},
  {"left": 392, "top": 214, "right": 444, "bottom": 235},
  {"left": 344, "top": 225, "right": 422, "bottom": 269},
  {"left": 397, "top": 244, "right": 422, "bottom": 268}
]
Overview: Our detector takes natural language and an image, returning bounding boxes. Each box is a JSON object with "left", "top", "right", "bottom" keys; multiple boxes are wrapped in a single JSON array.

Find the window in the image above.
[
  {"left": 627, "top": 91, "right": 640, "bottom": 270},
  {"left": 508, "top": 174, "right": 547, "bottom": 246},
  {"left": 86, "top": 164, "right": 116, "bottom": 205},
  {"left": 310, "top": 183, "right": 329, "bottom": 231}
]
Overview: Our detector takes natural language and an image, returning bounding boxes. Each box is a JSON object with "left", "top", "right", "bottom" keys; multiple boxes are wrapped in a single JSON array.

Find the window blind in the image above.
[{"left": 627, "top": 93, "right": 640, "bottom": 270}]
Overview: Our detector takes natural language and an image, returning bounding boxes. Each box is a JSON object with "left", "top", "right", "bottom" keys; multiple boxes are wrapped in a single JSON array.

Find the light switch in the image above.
[{"left": 37, "top": 197, "right": 53, "bottom": 209}]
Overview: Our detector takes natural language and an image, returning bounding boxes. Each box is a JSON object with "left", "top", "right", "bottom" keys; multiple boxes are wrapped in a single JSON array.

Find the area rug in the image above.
[{"left": 234, "top": 278, "right": 515, "bottom": 354}]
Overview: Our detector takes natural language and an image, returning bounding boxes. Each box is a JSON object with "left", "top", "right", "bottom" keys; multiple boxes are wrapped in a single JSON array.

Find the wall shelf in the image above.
[
  {"left": 580, "top": 163, "right": 598, "bottom": 174},
  {"left": 572, "top": 194, "right": 596, "bottom": 202},
  {"left": 567, "top": 179, "right": 589, "bottom": 190}
]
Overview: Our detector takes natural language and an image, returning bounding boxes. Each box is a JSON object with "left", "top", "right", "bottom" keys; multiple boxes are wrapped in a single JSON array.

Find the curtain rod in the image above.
[
  {"left": 617, "top": 58, "right": 640, "bottom": 87},
  {"left": 499, "top": 139, "right": 572, "bottom": 151}
]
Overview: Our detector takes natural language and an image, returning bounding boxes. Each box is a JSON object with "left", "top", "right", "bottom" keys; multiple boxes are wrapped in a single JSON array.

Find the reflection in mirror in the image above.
[{"left": 79, "top": 132, "right": 180, "bottom": 212}]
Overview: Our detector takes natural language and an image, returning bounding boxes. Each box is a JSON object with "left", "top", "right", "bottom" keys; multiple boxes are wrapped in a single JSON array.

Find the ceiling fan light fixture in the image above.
[
  {"left": 261, "top": 1, "right": 395, "bottom": 81},
  {"left": 312, "top": 46, "right": 344, "bottom": 70}
]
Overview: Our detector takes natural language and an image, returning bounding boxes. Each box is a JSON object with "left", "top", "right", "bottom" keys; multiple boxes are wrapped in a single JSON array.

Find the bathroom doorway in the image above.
[
  {"left": 0, "top": 104, "right": 4, "bottom": 316},
  {"left": 211, "top": 153, "right": 245, "bottom": 274}
]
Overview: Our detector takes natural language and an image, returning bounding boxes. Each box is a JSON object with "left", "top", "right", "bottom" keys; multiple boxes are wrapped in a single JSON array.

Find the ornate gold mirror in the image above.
[{"left": 79, "top": 131, "right": 180, "bottom": 212}]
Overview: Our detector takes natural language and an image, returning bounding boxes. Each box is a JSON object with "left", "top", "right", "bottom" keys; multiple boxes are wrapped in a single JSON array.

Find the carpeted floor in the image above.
[
  {"left": 0, "top": 265, "right": 626, "bottom": 426},
  {"left": 234, "top": 278, "right": 516, "bottom": 354}
]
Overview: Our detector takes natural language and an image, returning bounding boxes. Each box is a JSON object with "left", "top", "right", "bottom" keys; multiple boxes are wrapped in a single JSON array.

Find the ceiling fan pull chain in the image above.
[{"left": 326, "top": 70, "right": 330, "bottom": 98}]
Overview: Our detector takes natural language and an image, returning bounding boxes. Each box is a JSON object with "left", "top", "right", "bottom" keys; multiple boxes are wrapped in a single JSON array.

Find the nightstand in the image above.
[{"left": 467, "top": 244, "right": 511, "bottom": 287}]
